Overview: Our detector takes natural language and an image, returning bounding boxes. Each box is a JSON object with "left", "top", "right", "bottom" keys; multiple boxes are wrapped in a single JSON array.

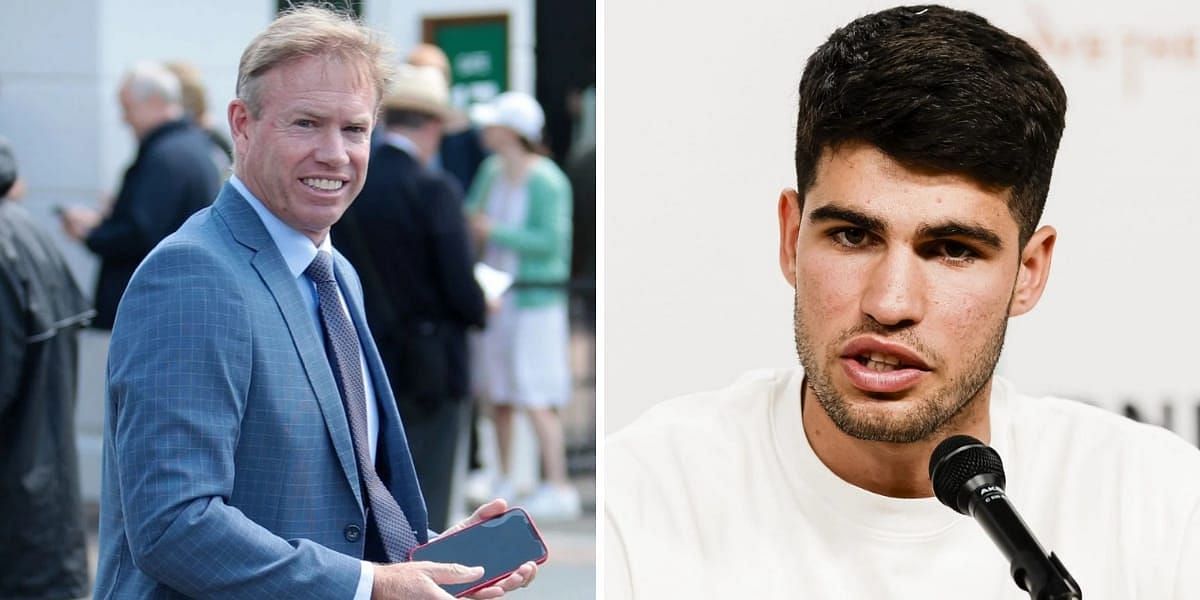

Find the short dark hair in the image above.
[{"left": 795, "top": 5, "right": 1067, "bottom": 244}]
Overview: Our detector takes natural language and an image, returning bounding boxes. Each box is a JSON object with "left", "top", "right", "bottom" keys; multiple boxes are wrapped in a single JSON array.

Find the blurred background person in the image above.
[
  {"left": 406, "top": 42, "right": 493, "bottom": 490},
  {"left": 58, "top": 60, "right": 220, "bottom": 330},
  {"left": 406, "top": 43, "right": 487, "bottom": 195},
  {"left": 565, "top": 85, "right": 596, "bottom": 331},
  {"left": 165, "top": 60, "right": 234, "bottom": 174},
  {"left": 0, "top": 136, "right": 94, "bottom": 599},
  {"left": 332, "top": 63, "right": 487, "bottom": 532},
  {"left": 466, "top": 91, "right": 577, "bottom": 521}
]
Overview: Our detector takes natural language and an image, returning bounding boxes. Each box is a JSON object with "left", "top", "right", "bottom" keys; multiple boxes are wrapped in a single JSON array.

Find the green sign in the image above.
[{"left": 430, "top": 17, "right": 508, "bottom": 109}]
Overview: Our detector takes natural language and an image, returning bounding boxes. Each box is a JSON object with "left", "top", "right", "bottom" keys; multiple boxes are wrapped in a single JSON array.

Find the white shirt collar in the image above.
[{"left": 230, "top": 174, "right": 332, "bottom": 279}]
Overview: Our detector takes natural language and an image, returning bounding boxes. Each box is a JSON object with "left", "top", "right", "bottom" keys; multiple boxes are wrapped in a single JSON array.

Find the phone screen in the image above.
[{"left": 408, "top": 508, "right": 548, "bottom": 597}]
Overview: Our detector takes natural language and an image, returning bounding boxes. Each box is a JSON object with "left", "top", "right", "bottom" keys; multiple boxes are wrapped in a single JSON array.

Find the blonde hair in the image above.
[
  {"left": 236, "top": 5, "right": 395, "bottom": 117},
  {"left": 165, "top": 61, "right": 207, "bottom": 120}
]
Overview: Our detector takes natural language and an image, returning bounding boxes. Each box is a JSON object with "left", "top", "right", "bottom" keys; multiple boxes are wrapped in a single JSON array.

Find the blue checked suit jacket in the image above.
[{"left": 94, "top": 184, "right": 428, "bottom": 598}]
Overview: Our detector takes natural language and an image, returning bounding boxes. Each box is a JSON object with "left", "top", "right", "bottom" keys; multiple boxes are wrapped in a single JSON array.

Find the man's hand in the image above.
[
  {"left": 371, "top": 561, "right": 485, "bottom": 599},
  {"left": 59, "top": 205, "right": 101, "bottom": 241},
  {"left": 446, "top": 499, "right": 539, "bottom": 598},
  {"left": 373, "top": 500, "right": 539, "bottom": 599}
]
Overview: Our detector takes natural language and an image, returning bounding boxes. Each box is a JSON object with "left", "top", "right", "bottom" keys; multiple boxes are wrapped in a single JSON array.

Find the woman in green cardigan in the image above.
[{"left": 466, "top": 92, "right": 579, "bottom": 520}]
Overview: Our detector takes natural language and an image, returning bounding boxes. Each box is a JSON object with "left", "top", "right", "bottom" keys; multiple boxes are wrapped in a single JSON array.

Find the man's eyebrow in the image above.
[
  {"left": 286, "top": 108, "right": 324, "bottom": 120},
  {"left": 917, "top": 221, "right": 1004, "bottom": 251},
  {"left": 287, "top": 108, "right": 372, "bottom": 126},
  {"left": 808, "top": 204, "right": 887, "bottom": 233}
]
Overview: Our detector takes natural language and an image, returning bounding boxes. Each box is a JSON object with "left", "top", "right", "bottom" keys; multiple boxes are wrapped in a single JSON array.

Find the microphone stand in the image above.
[{"left": 974, "top": 493, "right": 1082, "bottom": 599}]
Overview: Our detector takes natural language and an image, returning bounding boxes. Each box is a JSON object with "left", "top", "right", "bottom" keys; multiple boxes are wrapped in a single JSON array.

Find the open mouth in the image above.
[
  {"left": 838, "top": 337, "right": 933, "bottom": 393},
  {"left": 301, "top": 177, "right": 345, "bottom": 192},
  {"left": 853, "top": 352, "right": 916, "bottom": 373}
]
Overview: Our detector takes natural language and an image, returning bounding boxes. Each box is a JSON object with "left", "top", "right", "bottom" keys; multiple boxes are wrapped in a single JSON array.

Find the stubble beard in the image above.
[{"left": 793, "top": 293, "right": 1008, "bottom": 443}]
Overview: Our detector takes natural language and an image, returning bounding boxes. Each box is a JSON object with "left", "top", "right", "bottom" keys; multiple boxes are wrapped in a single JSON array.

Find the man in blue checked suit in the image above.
[{"left": 94, "top": 8, "right": 536, "bottom": 599}]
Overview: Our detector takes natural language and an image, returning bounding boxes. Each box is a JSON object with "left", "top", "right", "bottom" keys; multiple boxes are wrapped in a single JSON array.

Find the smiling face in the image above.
[
  {"left": 229, "top": 54, "right": 375, "bottom": 244},
  {"left": 779, "top": 142, "right": 1056, "bottom": 444}
]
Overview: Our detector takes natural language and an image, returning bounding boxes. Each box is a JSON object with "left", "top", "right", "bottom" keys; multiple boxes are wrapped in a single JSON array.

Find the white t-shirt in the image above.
[{"left": 605, "top": 369, "right": 1200, "bottom": 599}]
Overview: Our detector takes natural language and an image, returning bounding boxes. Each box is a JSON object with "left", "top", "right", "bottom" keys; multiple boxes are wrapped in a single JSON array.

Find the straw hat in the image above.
[{"left": 383, "top": 64, "right": 451, "bottom": 119}]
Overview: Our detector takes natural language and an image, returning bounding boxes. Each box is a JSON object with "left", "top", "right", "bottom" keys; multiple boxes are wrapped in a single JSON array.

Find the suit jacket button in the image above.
[{"left": 344, "top": 524, "right": 362, "bottom": 542}]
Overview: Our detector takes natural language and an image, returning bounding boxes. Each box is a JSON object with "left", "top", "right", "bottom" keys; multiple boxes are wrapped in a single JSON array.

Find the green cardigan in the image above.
[{"left": 466, "top": 155, "right": 573, "bottom": 308}]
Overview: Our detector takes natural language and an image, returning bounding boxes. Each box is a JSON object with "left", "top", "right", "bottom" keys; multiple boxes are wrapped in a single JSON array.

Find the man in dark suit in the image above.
[
  {"left": 59, "top": 60, "right": 220, "bottom": 329},
  {"left": 94, "top": 8, "right": 532, "bottom": 599},
  {"left": 334, "top": 64, "right": 487, "bottom": 531},
  {"left": 406, "top": 44, "right": 488, "bottom": 193}
]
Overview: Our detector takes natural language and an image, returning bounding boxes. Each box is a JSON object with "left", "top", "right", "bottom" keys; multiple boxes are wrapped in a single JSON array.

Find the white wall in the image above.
[
  {"left": 0, "top": 0, "right": 104, "bottom": 289},
  {"left": 605, "top": 0, "right": 1200, "bottom": 444},
  {"left": 95, "top": 0, "right": 272, "bottom": 193}
]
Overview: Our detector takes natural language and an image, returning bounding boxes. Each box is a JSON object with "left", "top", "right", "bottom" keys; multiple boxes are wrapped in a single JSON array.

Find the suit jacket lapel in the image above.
[
  {"left": 213, "top": 185, "right": 364, "bottom": 509},
  {"left": 334, "top": 253, "right": 430, "bottom": 540}
]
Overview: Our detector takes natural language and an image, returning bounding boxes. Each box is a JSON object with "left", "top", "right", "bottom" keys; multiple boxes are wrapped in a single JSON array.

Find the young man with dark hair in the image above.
[{"left": 606, "top": 5, "right": 1200, "bottom": 598}]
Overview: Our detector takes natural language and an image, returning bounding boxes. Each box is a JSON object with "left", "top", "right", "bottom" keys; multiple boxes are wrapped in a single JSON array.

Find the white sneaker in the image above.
[
  {"left": 492, "top": 478, "right": 518, "bottom": 503},
  {"left": 465, "top": 471, "right": 518, "bottom": 503},
  {"left": 520, "top": 483, "right": 582, "bottom": 523},
  {"left": 464, "top": 470, "right": 494, "bottom": 506}
]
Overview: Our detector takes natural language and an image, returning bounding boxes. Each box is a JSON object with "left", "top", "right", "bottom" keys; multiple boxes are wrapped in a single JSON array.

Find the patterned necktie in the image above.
[{"left": 305, "top": 251, "right": 417, "bottom": 562}]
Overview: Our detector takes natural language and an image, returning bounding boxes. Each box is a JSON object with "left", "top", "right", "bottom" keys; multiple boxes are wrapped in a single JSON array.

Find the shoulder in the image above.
[
  {"left": 413, "top": 163, "right": 462, "bottom": 200},
  {"left": 1002, "top": 379, "right": 1200, "bottom": 508},
  {"left": 528, "top": 158, "right": 571, "bottom": 195},
  {"left": 1007, "top": 382, "right": 1199, "bottom": 465},
  {"left": 479, "top": 154, "right": 503, "bottom": 173},
  {"left": 144, "top": 124, "right": 216, "bottom": 169},
  {"left": 0, "top": 201, "right": 33, "bottom": 241},
  {"left": 608, "top": 369, "right": 792, "bottom": 474},
  {"left": 605, "top": 368, "right": 796, "bottom": 568},
  {"left": 474, "top": 155, "right": 503, "bottom": 182},
  {"left": 127, "top": 208, "right": 240, "bottom": 289},
  {"left": 368, "top": 144, "right": 411, "bottom": 171},
  {"left": 113, "top": 230, "right": 249, "bottom": 349}
]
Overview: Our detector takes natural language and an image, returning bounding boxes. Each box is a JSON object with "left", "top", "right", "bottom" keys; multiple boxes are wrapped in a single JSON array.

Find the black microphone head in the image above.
[{"left": 929, "top": 435, "right": 1006, "bottom": 515}]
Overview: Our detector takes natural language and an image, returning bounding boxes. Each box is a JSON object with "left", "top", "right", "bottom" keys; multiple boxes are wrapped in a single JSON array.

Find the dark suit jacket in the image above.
[
  {"left": 95, "top": 185, "right": 428, "bottom": 598},
  {"left": 438, "top": 127, "right": 487, "bottom": 193},
  {"left": 86, "top": 119, "right": 221, "bottom": 328},
  {"left": 334, "top": 143, "right": 485, "bottom": 404}
]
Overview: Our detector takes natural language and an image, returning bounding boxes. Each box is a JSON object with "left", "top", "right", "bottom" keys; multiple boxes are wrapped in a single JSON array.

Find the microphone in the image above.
[{"left": 929, "top": 435, "right": 1082, "bottom": 600}]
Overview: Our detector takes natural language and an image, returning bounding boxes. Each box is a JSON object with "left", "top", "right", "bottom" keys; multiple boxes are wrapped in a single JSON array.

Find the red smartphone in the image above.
[{"left": 408, "top": 507, "right": 549, "bottom": 597}]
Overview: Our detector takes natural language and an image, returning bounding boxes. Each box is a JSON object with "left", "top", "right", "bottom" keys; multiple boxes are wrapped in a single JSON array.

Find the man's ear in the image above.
[
  {"left": 778, "top": 188, "right": 802, "bottom": 288},
  {"left": 1009, "top": 225, "right": 1057, "bottom": 317},
  {"left": 228, "top": 99, "right": 251, "bottom": 145}
]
